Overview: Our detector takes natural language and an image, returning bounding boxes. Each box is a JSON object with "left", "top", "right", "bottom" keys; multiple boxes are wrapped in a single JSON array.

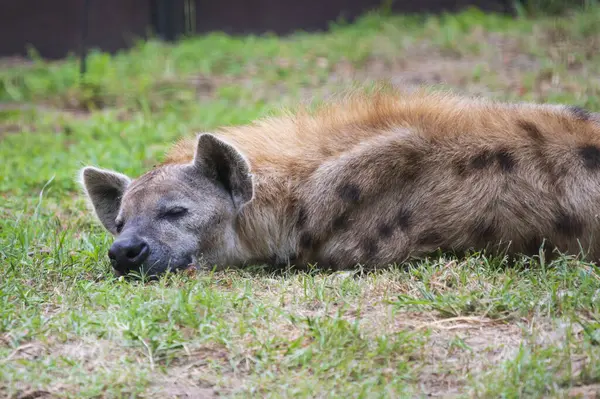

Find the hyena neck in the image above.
[{"left": 231, "top": 176, "right": 299, "bottom": 267}]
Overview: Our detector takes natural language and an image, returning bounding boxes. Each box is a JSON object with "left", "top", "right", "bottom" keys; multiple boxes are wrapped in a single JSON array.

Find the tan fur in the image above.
[{"left": 159, "top": 86, "right": 600, "bottom": 269}]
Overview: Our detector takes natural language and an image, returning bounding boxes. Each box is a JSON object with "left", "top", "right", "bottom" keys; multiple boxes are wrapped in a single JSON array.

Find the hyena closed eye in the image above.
[{"left": 79, "top": 88, "right": 600, "bottom": 277}]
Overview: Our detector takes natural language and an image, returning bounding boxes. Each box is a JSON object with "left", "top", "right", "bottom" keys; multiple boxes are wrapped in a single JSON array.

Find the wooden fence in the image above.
[{"left": 0, "top": 0, "right": 512, "bottom": 60}]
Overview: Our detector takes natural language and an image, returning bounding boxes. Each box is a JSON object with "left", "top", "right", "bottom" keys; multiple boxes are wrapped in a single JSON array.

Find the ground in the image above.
[{"left": 1, "top": 6, "right": 600, "bottom": 398}]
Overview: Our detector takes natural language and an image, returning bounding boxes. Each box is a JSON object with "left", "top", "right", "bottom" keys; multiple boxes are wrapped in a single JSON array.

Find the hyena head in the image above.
[{"left": 79, "top": 133, "right": 254, "bottom": 277}]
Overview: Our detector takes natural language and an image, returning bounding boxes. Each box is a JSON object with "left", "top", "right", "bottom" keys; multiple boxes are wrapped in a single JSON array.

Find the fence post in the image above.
[
  {"left": 152, "top": 0, "right": 187, "bottom": 41},
  {"left": 79, "top": 0, "right": 91, "bottom": 77}
]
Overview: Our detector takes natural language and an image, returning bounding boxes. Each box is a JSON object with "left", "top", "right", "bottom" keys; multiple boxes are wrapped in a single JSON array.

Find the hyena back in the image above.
[{"left": 79, "top": 87, "right": 600, "bottom": 276}]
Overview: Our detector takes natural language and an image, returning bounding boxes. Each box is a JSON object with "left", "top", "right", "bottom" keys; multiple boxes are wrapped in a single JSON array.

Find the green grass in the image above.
[{"left": 2, "top": 5, "right": 600, "bottom": 398}]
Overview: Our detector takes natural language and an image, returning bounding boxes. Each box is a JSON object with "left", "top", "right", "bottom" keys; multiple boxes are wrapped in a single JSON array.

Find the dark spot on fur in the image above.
[
  {"left": 337, "top": 183, "right": 361, "bottom": 203},
  {"left": 579, "top": 145, "right": 600, "bottom": 170},
  {"left": 472, "top": 219, "right": 496, "bottom": 243},
  {"left": 332, "top": 213, "right": 349, "bottom": 230},
  {"left": 452, "top": 158, "right": 468, "bottom": 177},
  {"left": 416, "top": 229, "right": 444, "bottom": 247},
  {"left": 378, "top": 222, "right": 394, "bottom": 238},
  {"left": 299, "top": 232, "right": 313, "bottom": 249},
  {"left": 296, "top": 206, "right": 307, "bottom": 228},
  {"left": 470, "top": 150, "right": 493, "bottom": 169},
  {"left": 405, "top": 148, "right": 422, "bottom": 163},
  {"left": 394, "top": 208, "right": 412, "bottom": 229},
  {"left": 495, "top": 149, "right": 516, "bottom": 172},
  {"left": 555, "top": 211, "right": 583, "bottom": 237},
  {"left": 568, "top": 105, "right": 591, "bottom": 121},
  {"left": 518, "top": 120, "right": 544, "bottom": 143},
  {"left": 361, "top": 238, "right": 379, "bottom": 257},
  {"left": 404, "top": 149, "right": 423, "bottom": 180}
]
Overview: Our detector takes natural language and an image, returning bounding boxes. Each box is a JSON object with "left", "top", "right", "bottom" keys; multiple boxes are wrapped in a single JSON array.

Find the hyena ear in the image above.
[
  {"left": 78, "top": 166, "right": 131, "bottom": 234},
  {"left": 193, "top": 133, "right": 254, "bottom": 209}
]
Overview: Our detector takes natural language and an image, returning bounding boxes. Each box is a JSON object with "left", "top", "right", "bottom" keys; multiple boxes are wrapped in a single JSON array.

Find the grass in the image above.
[{"left": 2, "top": 4, "right": 600, "bottom": 398}]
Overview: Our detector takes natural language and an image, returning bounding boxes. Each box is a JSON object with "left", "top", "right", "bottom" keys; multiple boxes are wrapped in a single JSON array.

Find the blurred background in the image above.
[
  {"left": 1, "top": 0, "right": 516, "bottom": 60},
  {"left": 0, "top": 0, "right": 599, "bottom": 194}
]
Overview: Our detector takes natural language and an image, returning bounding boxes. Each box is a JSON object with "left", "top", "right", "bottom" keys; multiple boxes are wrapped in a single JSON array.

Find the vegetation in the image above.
[
  {"left": 514, "top": 0, "right": 598, "bottom": 17},
  {"left": 2, "top": 5, "right": 600, "bottom": 397}
]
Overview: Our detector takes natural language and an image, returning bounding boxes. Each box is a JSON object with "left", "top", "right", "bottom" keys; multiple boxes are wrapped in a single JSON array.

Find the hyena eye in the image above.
[
  {"left": 163, "top": 207, "right": 188, "bottom": 219},
  {"left": 115, "top": 220, "right": 124, "bottom": 234}
]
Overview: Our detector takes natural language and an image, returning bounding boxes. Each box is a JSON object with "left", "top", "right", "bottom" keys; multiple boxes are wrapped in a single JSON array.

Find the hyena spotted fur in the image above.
[{"left": 80, "top": 87, "right": 600, "bottom": 276}]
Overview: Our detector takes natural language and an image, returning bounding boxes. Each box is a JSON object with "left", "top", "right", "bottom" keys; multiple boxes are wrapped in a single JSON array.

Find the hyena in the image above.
[{"left": 79, "top": 87, "right": 600, "bottom": 277}]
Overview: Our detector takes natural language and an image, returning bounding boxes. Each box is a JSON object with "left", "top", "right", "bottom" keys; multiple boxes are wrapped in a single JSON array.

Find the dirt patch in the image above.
[
  {"left": 0, "top": 102, "right": 90, "bottom": 117},
  {"left": 148, "top": 369, "right": 222, "bottom": 399},
  {"left": 149, "top": 384, "right": 217, "bottom": 399},
  {"left": 418, "top": 317, "right": 523, "bottom": 396},
  {"left": 10, "top": 390, "right": 54, "bottom": 399},
  {"left": 0, "top": 56, "right": 34, "bottom": 69},
  {"left": 146, "top": 344, "right": 242, "bottom": 398},
  {"left": 354, "top": 304, "right": 590, "bottom": 397},
  {"left": 0, "top": 341, "right": 49, "bottom": 363},
  {"left": 53, "top": 339, "right": 126, "bottom": 366},
  {"left": 0, "top": 102, "right": 96, "bottom": 141},
  {"left": 341, "top": 293, "right": 523, "bottom": 396},
  {"left": 335, "top": 32, "right": 545, "bottom": 100},
  {"left": 567, "top": 383, "right": 600, "bottom": 398},
  {"left": 1, "top": 337, "right": 241, "bottom": 398},
  {"left": 201, "top": 32, "right": 543, "bottom": 108},
  {"left": 1, "top": 338, "right": 139, "bottom": 397},
  {"left": 242, "top": 268, "right": 593, "bottom": 397},
  {"left": 0, "top": 123, "right": 24, "bottom": 136}
]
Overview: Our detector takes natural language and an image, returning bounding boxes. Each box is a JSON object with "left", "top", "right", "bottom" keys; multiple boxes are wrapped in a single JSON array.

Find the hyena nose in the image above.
[{"left": 108, "top": 236, "right": 150, "bottom": 274}]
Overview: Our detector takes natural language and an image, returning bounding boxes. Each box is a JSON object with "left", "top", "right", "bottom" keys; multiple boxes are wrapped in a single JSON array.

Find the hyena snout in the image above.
[{"left": 108, "top": 235, "right": 150, "bottom": 275}]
